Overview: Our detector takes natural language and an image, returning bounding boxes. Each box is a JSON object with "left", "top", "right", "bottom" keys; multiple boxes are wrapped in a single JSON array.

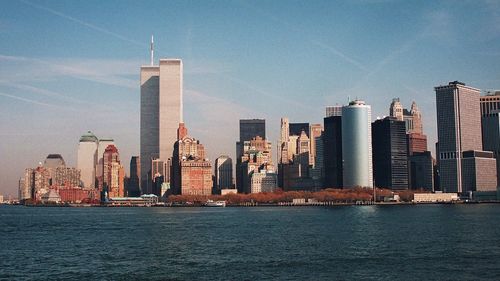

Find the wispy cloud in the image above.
[
  {"left": 18, "top": 0, "right": 146, "bottom": 48},
  {"left": 221, "top": 74, "right": 316, "bottom": 112},
  {"left": 0, "top": 91, "right": 63, "bottom": 108},
  {"left": 0, "top": 54, "right": 138, "bottom": 89},
  {"left": 240, "top": 1, "right": 367, "bottom": 72},
  {"left": 0, "top": 80, "right": 90, "bottom": 105}
]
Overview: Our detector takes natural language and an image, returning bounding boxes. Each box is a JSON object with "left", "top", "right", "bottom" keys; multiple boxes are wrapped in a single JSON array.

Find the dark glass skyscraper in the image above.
[
  {"left": 323, "top": 116, "right": 343, "bottom": 188},
  {"left": 236, "top": 119, "right": 266, "bottom": 193},
  {"left": 128, "top": 156, "right": 141, "bottom": 197},
  {"left": 239, "top": 119, "right": 266, "bottom": 142},
  {"left": 372, "top": 117, "right": 408, "bottom": 190},
  {"left": 289, "top": 123, "right": 310, "bottom": 137}
]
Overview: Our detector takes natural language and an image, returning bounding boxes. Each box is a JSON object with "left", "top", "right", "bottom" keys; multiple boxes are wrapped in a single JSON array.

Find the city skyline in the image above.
[{"left": 1, "top": 0, "right": 500, "bottom": 196}]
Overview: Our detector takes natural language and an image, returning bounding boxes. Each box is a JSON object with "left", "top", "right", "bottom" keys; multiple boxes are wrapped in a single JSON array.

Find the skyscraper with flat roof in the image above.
[
  {"left": 481, "top": 112, "right": 500, "bottom": 188},
  {"left": 435, "top": 81, "right": 497, "bottom": 193},
  {"left": 480, "top": 91, "right": 500, "bottom": 117},
  {"left": 326, "top": 105, "right": 342, "bottom": 117},
  {"left": 342, "top": 100, "right": 373, "bottom": 188},
  {"left": 236, "top": 119, "right": 266, "bottom": 191},
  {"left": 372, "top": 117, "right": 408, "bottom": 190},
  {"left": 128, "top": 156, "right": 140, "bottom": 197},
  {"left": 140, "top": 58, "right": 183, "bottom": 194},
  {"left": 77, "top": 131, "right": 98, "bottom": 188},
  {"left": 215, "top": 156, "right": 233, "bottom": 193},
  {"left": 323, "top": 116, "right": 342, "bottom": 188}
]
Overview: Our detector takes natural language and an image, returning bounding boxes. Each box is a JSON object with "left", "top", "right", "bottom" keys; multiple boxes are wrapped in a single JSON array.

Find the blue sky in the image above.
[{"left": 1, "top": 0, "right": 499, "bottom": 197}]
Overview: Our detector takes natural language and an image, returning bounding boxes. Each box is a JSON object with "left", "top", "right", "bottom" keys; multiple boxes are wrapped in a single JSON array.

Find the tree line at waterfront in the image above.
[{"left": 168, "top": 188, "right": 420, "bottom": 205}]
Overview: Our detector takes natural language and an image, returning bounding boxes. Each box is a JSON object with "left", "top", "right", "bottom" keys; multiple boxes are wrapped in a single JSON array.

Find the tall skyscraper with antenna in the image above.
[{"left": 140, "top": 37, "right": 183, "bottom": 194}]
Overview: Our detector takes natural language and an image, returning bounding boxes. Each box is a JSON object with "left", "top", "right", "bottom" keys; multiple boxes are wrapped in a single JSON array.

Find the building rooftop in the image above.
[{"left": 79, "top": 131, "right": 98, "bottom": 143}]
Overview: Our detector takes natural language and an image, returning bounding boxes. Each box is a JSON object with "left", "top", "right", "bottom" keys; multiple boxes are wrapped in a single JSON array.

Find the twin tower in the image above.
[{"left": 140, "top": 59, "right": 183, "bottom": 194}]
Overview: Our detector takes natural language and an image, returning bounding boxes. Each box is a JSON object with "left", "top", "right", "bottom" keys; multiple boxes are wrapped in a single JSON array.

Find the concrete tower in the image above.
[
  {"left": 215, "top": 155, "right": 233, "bottom": 192},
  {"left": 342, "top": 100, "right": 373, "bottom": 188},
  {"left": 389, "top": 98, "right": 404, "bottom": 121},
  {"left": 436, "top": 81, "right": 497, "bottom": 193},
  {"left": 77, "top": 131, "right": 98, "bottom": 188},
  {"left": 140, "top": 58, "right": 183, "bottom": 194}
]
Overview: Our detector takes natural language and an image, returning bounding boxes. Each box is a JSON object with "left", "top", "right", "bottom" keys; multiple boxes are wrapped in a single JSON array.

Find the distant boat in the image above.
[{"left": 205, "top": 200, "right": 226, "bottom": 207}]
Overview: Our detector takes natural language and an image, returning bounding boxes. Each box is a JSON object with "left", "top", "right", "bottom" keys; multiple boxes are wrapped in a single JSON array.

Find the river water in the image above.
[{"left": 1, "top": 204, "right": 500, "bottom": 280}]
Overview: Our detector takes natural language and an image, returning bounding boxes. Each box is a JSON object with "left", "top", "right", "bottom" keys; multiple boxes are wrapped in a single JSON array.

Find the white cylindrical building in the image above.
[
  {"left": 341, "top": 100, "right": 373, "bottom": 188},
  {"left": 77, "top": 131, "right": 98, "bottom": 188}
]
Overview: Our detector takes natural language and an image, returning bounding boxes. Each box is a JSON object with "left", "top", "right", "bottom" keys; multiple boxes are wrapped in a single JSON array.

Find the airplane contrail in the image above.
[
  {"left": 0, "top": 91, "right": 58, "bottom": 107},
  {"left": 18, "top": 0, "right": 147, "bottom": 48}
]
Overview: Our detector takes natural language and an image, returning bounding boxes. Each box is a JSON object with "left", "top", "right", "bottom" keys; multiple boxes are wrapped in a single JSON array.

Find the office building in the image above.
[
  {"left": 309, "top": 124, "right": 323, "bottom": 166},
  {"left": 310, "top": 134, "right": 324, "bottom": 183},
  {"left": 435, "top": 81, "right": 497, "bottom": 193},
  {"left": 103, "top": 144, "right": 124, "bottom": 198},
  {"left": 53, "top": 167, "right": 81, "bottom": 187},
  {"left": 215, "top": 156, "right": 233, "bottom": 193},
  {"left": 43, "top": 154, "right": 65, "bottom": 170},
  {"left": 289, "top": 123, "right": 309, "bottom": 137},
  {"left": 323, "top": 116, "right": 343, "bottom": 188},
  {"left": 250, "top": 170, "right": 278, "bottom": 193},
  {"left": 480, "top": 91, "right": 500, "bottom": 116},
  {"left": 77, "top": 131, "right": 98, "bottom": 188},
  {"left": 390, "top": 99, "right": 427, "bottom": 154},
  {"left": 128, "top": 156, "right": 141, "bottom": 196},
  {"left": 279, "top": 117, "right": 290, "bottom": 164},
  {"left": 96, "top": 138, "right": 114, "bottom": 189},
  {"left": 239, "top": 136, "right": 274, "bottom": 193},
  {"left": 481, "top": 111, "right": 500, "bottom": 187},
  {"left": 239, "top": 119, "right": 266, "bottom": 143},
  {"left": 172, "top": 124, "right": 212, "bottom": 196},
  {"left": 409, "top": 151, "right": 434, "bottom": 191},
  {"left": 236, "top": 119, "right": 266, "bottom": 191},
  {"left": 326, "top": 105, "right": 342, "bottom": 117},
  {"left": 19, "top": 170, "right": 33, "bottom": 201},
  {"left": 342, "top": 100, "right": 373, "bottom": 188},
  {"left": 140, "top": 58, "right": 183, "bottom": 195},
  {"left": 372, "top": 117, "right": 408, "bottom": 190}
]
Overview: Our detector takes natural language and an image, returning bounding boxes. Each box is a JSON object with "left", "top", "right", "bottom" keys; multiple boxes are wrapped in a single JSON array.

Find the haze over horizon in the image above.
[{"left": 1, "top": 0, "right": 500, "bottom": 197}]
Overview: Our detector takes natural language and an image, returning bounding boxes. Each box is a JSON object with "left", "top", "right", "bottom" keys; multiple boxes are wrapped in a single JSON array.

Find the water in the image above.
[{"left": 1, "top": 204, "right": 500, "bottom": 280}]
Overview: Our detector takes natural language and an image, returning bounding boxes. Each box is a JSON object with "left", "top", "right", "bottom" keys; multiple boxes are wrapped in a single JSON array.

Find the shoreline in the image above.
[{"left": 8, "top": 200, "right": 500, "bottom": 208}]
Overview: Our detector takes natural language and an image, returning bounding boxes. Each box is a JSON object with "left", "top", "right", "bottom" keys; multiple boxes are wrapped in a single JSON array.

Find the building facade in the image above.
[
  {"left": 326, "top": 105, "right": 342, "bottom": 117},
  {"left": 372, "top": 117, "right": 408, "bottom": 190},
  {"left": 96, "top": 138, "right": 114, "bottom": 189},
  {"left": 408, "top": 151, "right": 434, "bottom": 191},
  {"left": 236, "top": 119, "right": 266, "bottom": 191},
  {"left": 323, "top": 116, "right": 343, "bottom": 188},
  {"left": 77, "top": 131, "right": 98, "bottom": 188},
  {"left": 482, "top": 112, "right": 500, "bottom": 187},
  {"left": 240, "top": 136, "right": 274, "bottom": 193},
  {"left": 103, "top": 144, "right": 124, "bottom": 198},
  {"left": 172, "top": 124, "right": 212, "bottom": 196},
  {"left": 435, "top": 81, "right": 497, "bottom": 193},
  {"left": 215, "top": 156, "right": 233, "bottom": 193},
  {"left": 342, "top": 100, "right": 373, "bottom": 188},
  {"left": 250, "top": 170, "right": 278, "bottom": 193},
  {"left": 128, "top": 156, "right": 141, "bottom": 196},
  {"left": 480, "top": 91, "right": 500, "bottom": 117},
  {"left": 140, "top": 59, "right": 183, "bottom": 195}
]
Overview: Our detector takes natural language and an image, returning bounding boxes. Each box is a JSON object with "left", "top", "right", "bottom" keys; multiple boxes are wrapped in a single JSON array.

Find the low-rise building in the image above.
[
  {"left": 250, "top": 170, "right": 278, "bottom": 193},
  {"left": 107, "top": 194, "right": 158, "bottom": 206},
  {"left": 413, "top": 192, "right": 459, "bottom": 203},
  {"left": 221, "top": 189, "right": 237, "bottom": 195},
  {"left": 41, "top": 189, "right": 61, "bottom": 204}
]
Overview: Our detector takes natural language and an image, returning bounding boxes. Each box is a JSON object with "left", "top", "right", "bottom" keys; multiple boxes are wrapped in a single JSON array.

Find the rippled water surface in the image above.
[{"left": 1, "top": 204, "right": 500, "bottom": 280}]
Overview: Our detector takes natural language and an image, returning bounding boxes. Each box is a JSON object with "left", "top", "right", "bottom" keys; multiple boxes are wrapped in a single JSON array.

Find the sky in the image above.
[{"left": 1, "top": 0, "right": 500, "bottom": 197}]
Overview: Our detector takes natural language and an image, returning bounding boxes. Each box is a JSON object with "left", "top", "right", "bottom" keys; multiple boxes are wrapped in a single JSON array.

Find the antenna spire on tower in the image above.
[{"left": 150, "top": 35, "right": 154, "bottom": 66}]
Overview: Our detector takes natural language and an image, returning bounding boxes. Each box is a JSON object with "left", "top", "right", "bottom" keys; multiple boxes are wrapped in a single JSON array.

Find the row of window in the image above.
[{"left": 440, "top": 152, "right": 458, "bottom": 159}]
